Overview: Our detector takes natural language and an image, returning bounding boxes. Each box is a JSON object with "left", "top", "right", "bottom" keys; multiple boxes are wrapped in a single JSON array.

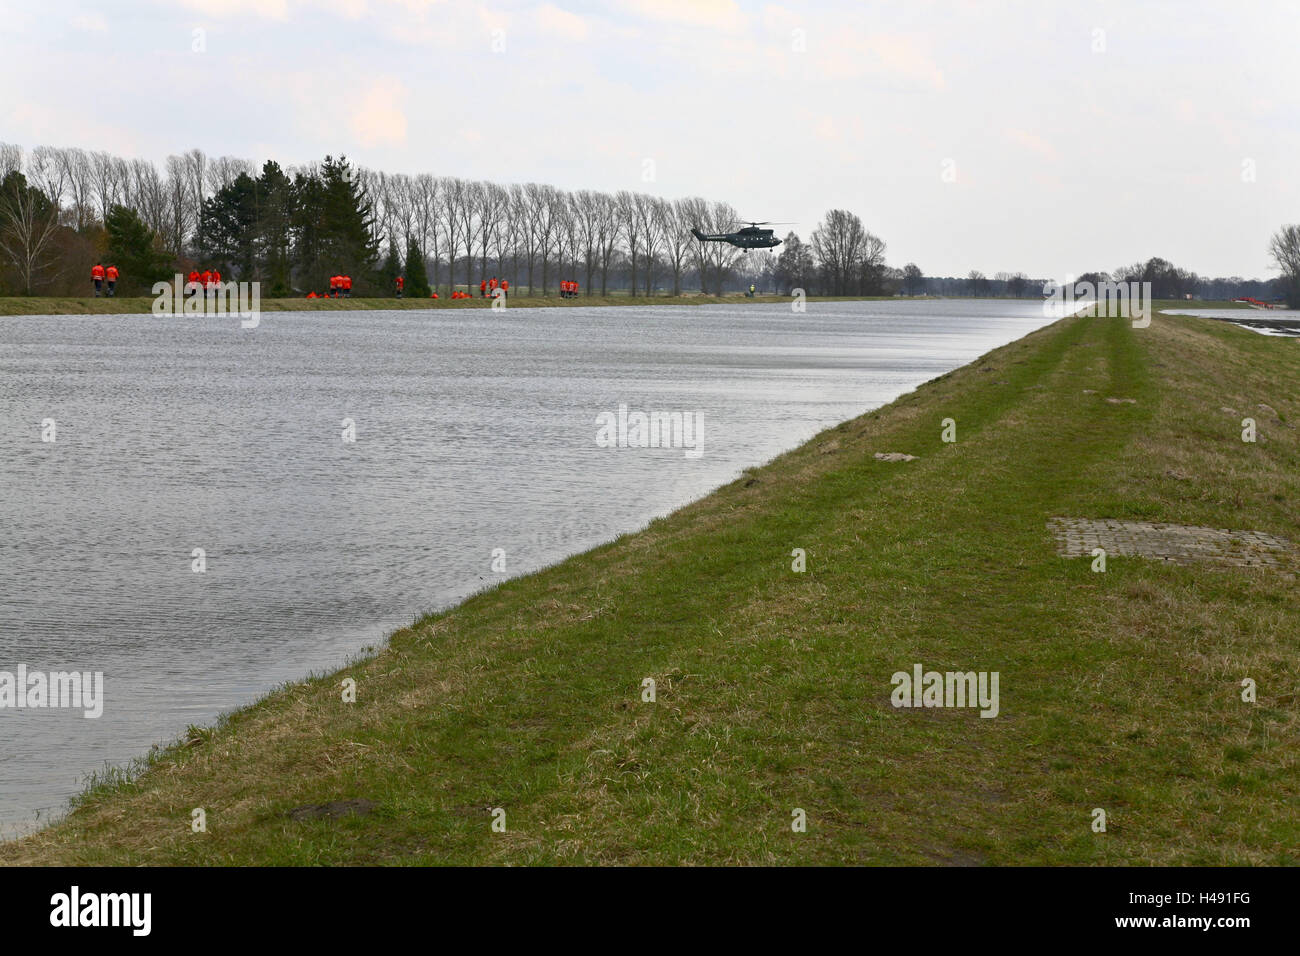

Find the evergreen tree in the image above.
[
  {"left": 380, "top": 242, "right": 401, "bottom": 295},
  {"left": 292, "top": 156, "right": 378, "bottom": 294},
  {"left": 291, "top": 170, "right": 327, "bottom": 291},
  {"left": 105, "top": 204, "right": 172, "bottom": 293},
  {"left": 199, "top": 172, "right": 258, "bottom": 277},
  {"left": 256, "top": 160, "right": 295, "bottom": 296},
  {"left": 405, "top": 238, "right": 431, "bottom": 298}
]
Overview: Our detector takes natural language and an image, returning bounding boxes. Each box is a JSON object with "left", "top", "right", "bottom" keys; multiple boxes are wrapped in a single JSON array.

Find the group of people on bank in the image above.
[
  {"left": 184, "top": 268, "right": 225, "bottom": 297},
  {"left": 89, "top": 263, "right": 594, "bottom": 302},
  {"left": 477, "top": 277, "right": 509, "bottom": 298},
  {"left": 90, "top": 263, "right": 120, "bottom": 297}
]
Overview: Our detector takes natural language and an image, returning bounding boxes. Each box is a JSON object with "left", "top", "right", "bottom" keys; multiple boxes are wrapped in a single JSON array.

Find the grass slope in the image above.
[{"left": 3, "top": 305, "right": 1297, "bottom": 865}]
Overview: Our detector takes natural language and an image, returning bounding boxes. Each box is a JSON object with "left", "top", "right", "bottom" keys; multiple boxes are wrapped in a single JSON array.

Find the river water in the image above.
[{"left": 0, "top": 298, "right": 1054, "bottom": 836}]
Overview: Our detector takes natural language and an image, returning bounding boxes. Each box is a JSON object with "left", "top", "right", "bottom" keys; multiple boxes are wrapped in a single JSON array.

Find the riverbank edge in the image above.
[{"left": 0, "top": 293, "right": 908, "bottom": 316}]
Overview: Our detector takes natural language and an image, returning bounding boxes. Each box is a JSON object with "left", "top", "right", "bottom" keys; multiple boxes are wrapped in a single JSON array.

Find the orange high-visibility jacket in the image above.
[
  {"left": 342, "top": 275, "right": 352, "bottom": 290},
  {"left": 106, "top": 266, "right": 119, "bottom": 280},
  {"left": 91, "top": 264, "right": 105, "bottom": 280}
]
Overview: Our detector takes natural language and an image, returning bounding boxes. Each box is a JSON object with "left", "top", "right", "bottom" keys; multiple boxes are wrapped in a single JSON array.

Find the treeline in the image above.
[
  {"left": 1, "top": 142, "right": 884, "bottom": 299},
  {"left": 5, "top": 141, "right": 1282, "bottom": 304}
]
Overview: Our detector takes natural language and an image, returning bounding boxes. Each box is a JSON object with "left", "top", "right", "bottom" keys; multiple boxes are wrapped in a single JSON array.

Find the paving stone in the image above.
[{"left": 1047, "top": 517, "right": 1292, "bottom": 567}]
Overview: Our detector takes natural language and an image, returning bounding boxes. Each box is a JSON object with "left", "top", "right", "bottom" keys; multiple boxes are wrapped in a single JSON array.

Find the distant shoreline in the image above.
[{"left": 0, "top": 293, "right": 917, "bottom": 317}]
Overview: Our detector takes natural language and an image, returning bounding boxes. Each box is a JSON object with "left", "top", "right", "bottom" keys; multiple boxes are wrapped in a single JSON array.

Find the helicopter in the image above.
[{"left": 691, "top": 221, "right": 788, "bottom": 250}]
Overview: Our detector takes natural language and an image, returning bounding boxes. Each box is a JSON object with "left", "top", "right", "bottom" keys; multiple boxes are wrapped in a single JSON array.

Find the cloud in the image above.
[
  {"left": 174, "top": 0, "right": 291, "bottom": 19},
  {"left": 618, "top": 0, "right": 743, "bottom": 32},
  {"left": 1005, "top": 128, "right": 1060, "bottom": 163},
  {"left": 820, "top": 31, "right": 946, "bottom": 91},
  {"left": 349, "top": 75, "right": 409, "bottom": 147},
  {"left": 70, "top": 12, "right": 108, "bottom": 32},
  {"left": 535, "top": 3, "right": 588, "bottom": 41}
]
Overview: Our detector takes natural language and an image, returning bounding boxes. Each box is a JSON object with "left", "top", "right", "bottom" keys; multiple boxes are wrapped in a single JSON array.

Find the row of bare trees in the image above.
[
  {"left": 360, "top": 170, "right": 747, "bottom": 296},
  {"left": 2, "top": 141, "right": 753, "bottom": 297}
]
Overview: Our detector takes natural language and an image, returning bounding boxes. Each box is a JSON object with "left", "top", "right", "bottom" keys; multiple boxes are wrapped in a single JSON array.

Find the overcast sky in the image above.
[{"left": 2, "top": 0, "right": 1297, "bottom": 278}]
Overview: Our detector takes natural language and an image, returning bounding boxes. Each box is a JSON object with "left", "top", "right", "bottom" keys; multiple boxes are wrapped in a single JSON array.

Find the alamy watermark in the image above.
[
  {"left": 595, "top": 403, "right": 704, "bottom": 459},
  {"left": 1043, "top": 278, "right": 1151, "bottom": 328},
  {"left": 50, "top": 886, "right": 150, "bottom": 936},
  {"left": 152, "top": 274, "right": 261, "bottom": 328},
  {"left": 0, "top": 664, "right": 103, "bottom": 718},
  {"left": 890, "top": 663, "right": 999, "bottom": 718}
]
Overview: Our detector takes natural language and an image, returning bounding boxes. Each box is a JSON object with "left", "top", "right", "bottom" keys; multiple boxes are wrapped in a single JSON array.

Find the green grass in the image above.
[{"left": 3, "top": 301, "right": 1297, "bottom": 865}]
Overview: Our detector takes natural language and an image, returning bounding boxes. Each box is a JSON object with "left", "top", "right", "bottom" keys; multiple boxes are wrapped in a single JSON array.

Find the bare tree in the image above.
[
  {"left": 555, "top": 192, "right": 580, "bottom": 291},
  {"left": 475, "top": 181, "right": 506, "bottom": 285},
  {"left": 1269, "top": 224, "right": 1300, "bottom": 307},
  {"left": 573, "top": 190, "right": 603, "bottom": 295},
  {"left": 635, "top": 193, "right": 666, "bottom": 296},
  {"left": 439, "top": 177, "right": 466, "bottom": 294},
  {"left": 483, "top": 182, "right": 511, "bottom": 281},
  {"left": 457, "top": 180, "right": 483, "bottom": 293},
  {"left": 661, "top": 198, "right": 694, "bottom": 296},
  {"left": 56, "top": 147, "right": 93, "bottom": 230},
  {"left": 594, "top": 191, "right": 618, "bottom": 296},
  {"left": 0, "top": 163, "right": 62, "bottom": 294},
  {"left": 28, "top": 146, "right": 70, "bottom": 212},
  {"left": 615, "top": 190, "right": 641, "bottom": 297},
  {"left": 0, "top": 142, "right": 21, "bottom": 177},
  {"left": 902, "top": 263, "right": 924, "bottom": 296},
  {"left": 163, "top": 154, "right": 192, "bottom": 258},
  {"left": 692, "top": 200, "right": 742, "bottom": 295},
  {"left": 517, "top": 183, "right": 545, "bottom": 295},
  {"left": 183, "top": 149, "right": 208, "bottom": 249},
  {"left": 524, "top": 183, "right": 560, "bottom": 295},
  {"left": 128, "top": 158, "right": 167, "bottom": 239},
  {"left": 811, "top": 209, "right": 871, "bottom": 296},
  {"left": 205, "top": 155, "right": 254, "bottom": 196},
  {"left": 413, "top": 174, "right": 441, "bottom": 292}
]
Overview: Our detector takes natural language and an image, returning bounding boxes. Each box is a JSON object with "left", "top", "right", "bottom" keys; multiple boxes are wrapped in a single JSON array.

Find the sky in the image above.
[{"left": 1, "top": 0, "right": 1298, "bottom": 278}]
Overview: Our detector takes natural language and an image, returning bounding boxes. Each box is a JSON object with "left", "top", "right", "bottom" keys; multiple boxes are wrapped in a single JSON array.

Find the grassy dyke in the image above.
[{"left": 3, "top": 302, "right": 1297, "bottom": 865}]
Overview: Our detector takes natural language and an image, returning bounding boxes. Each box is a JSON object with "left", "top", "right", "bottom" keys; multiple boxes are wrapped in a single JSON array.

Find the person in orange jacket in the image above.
[
  {"left": 201, "top": 269, "right": 213, "bottom": 298},
  {"left": 211, "top": 268, "right": 221, "bottom": 294},
  {"left": 105, "top": 264, "right": 119, "bottom": 297},
  {"left": 479, "top": 279, "right": 487, "bottom": 298},
  {"left": 500, "top": 279, "right": 508, "bottom": 297},
  {"left": 91, "top": 262, "right": 105, "bottom": 296},
  {"left": 187, "top": 268, "right": 200, "bottom": 298},
  {"left": 395, "top": 275, "right": 404, "bottom": 298},
  {"left": 488, "top": 276, "right": 498, "bottom": 294},
  {"left": 342, "top": 274, "right": 352, "bottom": 298},
  {"left": 328, "top": 275, "right": 338, "bottom": 297}
]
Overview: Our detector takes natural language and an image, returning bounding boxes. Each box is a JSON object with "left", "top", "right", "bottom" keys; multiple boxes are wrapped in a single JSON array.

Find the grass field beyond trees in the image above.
[{"left": 4, "top": 304, "right": 1298, "bottom": 865}]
